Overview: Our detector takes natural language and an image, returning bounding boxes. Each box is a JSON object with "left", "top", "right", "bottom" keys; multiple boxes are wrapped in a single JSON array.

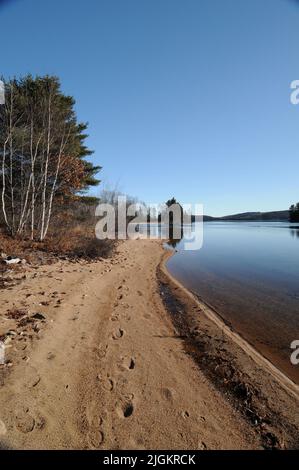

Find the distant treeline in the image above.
[
  {"left": 191, "top": 207, "right": 299, "bottom": 222},
  {"left": 192, "top": 210, "right": 289, "bottom": 222}
]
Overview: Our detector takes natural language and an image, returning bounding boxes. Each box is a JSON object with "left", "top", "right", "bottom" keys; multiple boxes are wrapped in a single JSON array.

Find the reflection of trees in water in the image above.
[
  {"left": 166, "top": 224, "right": 184, "bottom": 249},
  {"left": 290, "top": 228, "right": 299, "bottom": 239}
]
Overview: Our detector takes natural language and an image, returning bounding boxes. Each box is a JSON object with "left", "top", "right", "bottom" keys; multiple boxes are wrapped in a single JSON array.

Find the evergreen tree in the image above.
[
  {"left": 289, "top": 203, "right": 299, "bottom": 222},
  {"left": 0, "top": 75, "right": 101, "bottom": 239}
]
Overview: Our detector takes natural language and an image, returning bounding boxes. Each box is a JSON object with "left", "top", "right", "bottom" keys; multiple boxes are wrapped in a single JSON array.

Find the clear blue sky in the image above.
[{"left": 1, "top": 0, "right": 299, "bottom": 216}]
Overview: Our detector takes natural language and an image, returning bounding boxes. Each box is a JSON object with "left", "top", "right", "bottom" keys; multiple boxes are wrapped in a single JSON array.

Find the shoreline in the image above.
[
  {"left": 160, "top": 248, "right": 299, "bottom": 400},
  {"left": 0, "top": 239, "right": 298, "bottom": 449},
  {"left": 158, "top": 246, "right": 299, "bottom": 448}
]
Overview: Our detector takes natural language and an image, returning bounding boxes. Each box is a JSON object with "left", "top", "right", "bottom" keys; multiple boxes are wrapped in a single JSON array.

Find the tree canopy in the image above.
[
  {"left": 289, "top": 203, "right": 299, "bottom": 222},
  {"left": 0, "top": 75, "right": 101, "bottom": 239}
]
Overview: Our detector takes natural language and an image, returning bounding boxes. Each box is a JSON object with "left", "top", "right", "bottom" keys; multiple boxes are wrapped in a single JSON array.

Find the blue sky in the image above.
[{"left": 1, "top": 0, "right": 299, "bottom": 216}]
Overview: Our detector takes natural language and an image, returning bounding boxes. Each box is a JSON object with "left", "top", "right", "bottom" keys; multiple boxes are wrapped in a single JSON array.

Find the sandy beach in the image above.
[{"left": 0, "top": 239, "right": 298, "bottom": 450}]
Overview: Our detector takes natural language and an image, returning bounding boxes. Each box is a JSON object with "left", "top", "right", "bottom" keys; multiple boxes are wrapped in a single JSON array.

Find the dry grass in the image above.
[
  {"left": 0, "top": 201, "right": 115, "bottom": 264},
  {"left": 45, "top": 224, "right": 115, "bottom": 259},
  {"left": 0, "top": 225, "right": 115, "bottom": 265}
]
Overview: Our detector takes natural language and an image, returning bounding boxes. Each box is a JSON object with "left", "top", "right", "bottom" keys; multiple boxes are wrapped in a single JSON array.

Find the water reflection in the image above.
[
  {"left": 136, "top": 222, "right": 201, "bottom": 250},
  {"left": 166, "top": 224, "right": 184, "bottom": 249},
  {"left": 137, "top": 222, "right": 184, "bottom": 241},
  {"left": 166, "top": 221, "right": 299, "bottom": 384},
  {"left": 289, "top": 226, "right": 299, "bottom": 238}
]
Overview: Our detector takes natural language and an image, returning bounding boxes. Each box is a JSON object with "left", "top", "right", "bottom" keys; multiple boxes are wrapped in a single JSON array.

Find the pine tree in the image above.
[
  {"left": 289, "top": 203, "right": 299, "bottom": 222},
  {"left": 0, "top": 75, "right": 101, "bottom": 239}
]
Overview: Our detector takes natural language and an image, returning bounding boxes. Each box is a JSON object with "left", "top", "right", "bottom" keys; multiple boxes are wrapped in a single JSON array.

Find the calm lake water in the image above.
[{"left": 165, "top": 221, "right": 299, "bottom": 383}]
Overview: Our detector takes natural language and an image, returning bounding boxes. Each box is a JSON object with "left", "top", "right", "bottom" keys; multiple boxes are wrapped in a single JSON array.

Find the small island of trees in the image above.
[{"left": 289, "top": 203, "right": 299, "bottom": 222}]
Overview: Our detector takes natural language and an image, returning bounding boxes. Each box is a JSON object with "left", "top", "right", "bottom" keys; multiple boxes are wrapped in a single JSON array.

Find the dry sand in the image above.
[{"left": 0, "top": 239, "right": 298, "bottom": 449}]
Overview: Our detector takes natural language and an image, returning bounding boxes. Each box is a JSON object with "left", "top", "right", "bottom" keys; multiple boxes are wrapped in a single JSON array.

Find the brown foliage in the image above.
[{"left": 0, "top": 200, "right": 115, "bottom": 263}]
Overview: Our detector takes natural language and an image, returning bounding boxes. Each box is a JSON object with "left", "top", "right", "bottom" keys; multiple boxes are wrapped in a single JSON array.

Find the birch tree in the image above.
[{"left": 0, "top": 75, "right": 101, "bottom": 240}]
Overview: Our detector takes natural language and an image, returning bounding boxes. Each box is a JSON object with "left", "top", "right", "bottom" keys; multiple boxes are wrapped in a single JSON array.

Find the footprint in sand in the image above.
[
  {"left": 97, "top": 375, "right": 114, "bottom": 392},
  {"left": 116, "top": 400, "right": 134, "bottom": 419},
  {"left": 85, "top": 407, "right": 104, "bottom": 448},
  {"left": 128, "top": 358, "right": 135, "bottom": 370},
  {"left": 112, "top": 328, "right": 124, "bottom": 340},
  {"left": 129, "top": 437, "right": 145, "bottom": 449},
  {"left": 24, "top": 366, "right": 41, "bottom": 388},
  {"left": 97, "top": 343, "right": 109, "bottom": 359},
  {"left": 35, "top": 414, "right": 46, "bottom": 430},
  {"left": 161, "top": 387, "right": 175, "bottom": 403},
  {"left": 0, "top": 419, "right": 7, "bottom": 436},
  {"left": 105, "top": 379, "right": 114, "bottom": 391},
  {"left": 15, "top": 409, "right": 35, "bottom": 433},
  {"left": 118, "top": 356, "right": 135, "bottom": 371},
  {"left": 198, "top": 441, "right": 207, "bottom": 450},
  {"left": 87, "top": 429, "right": 104, "bottom": 448}
]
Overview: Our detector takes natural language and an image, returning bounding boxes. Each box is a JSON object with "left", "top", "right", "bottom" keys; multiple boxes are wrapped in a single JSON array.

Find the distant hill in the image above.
[
  {"left": 194, "top": 210, "right": 289, "bottom": 222},
  {"left": 219, "top": 210, "right": 289, "bottom": 221}
]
